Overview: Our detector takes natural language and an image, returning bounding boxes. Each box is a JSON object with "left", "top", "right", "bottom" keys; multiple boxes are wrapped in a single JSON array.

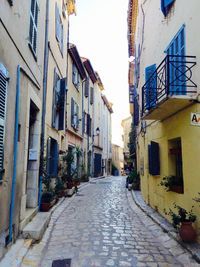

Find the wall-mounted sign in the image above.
[{"left": 191, "top": 113, "right": 200, "bottom": 127}]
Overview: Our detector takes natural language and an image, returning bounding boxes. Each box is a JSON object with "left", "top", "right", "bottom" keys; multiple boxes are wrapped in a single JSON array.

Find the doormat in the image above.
[{"left": 52, "top": 259, "right": 71, "bottom": 267}]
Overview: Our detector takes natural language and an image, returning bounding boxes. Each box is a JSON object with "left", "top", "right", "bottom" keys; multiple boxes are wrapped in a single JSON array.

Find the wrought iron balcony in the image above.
[{"left": 142, "top": 55, "right": 197, "bottom": 120}]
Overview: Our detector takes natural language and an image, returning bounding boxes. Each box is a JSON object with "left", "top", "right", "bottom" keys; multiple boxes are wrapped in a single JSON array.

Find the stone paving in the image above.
[{"left": 21, "top": 176, "right": 199, "bottom": 267}]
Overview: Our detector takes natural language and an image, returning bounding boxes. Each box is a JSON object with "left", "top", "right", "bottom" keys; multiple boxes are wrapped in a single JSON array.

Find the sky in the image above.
[{"left": 69, "top": 0, "right": 130, "bottom": 147}]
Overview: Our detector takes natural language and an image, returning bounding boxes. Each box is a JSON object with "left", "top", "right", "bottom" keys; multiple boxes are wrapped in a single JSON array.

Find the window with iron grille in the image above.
[
  {"left": 29, "top": 0, "right": 39, "bottom": 56},
  {"left": 0, "top": 64, "right": 8, "bottom": 180}
]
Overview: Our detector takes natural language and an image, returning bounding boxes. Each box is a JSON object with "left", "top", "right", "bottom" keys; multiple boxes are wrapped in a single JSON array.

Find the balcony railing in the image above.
[{"left": 142, "top": 55, "right": 197, "bottom": 117}]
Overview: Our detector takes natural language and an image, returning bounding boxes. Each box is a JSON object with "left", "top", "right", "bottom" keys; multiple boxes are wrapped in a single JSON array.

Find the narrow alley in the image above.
[{"left": 16, "top": 176, "right": 197, "bottom": 267}]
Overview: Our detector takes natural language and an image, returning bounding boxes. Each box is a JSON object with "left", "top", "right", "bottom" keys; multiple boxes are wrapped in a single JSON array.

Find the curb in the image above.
[{"left": 131, "top": 190, "right": 200, "bottom": 263}]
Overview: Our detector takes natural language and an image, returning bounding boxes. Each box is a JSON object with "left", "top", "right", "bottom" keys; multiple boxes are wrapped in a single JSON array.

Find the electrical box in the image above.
[{"left": 29, "top": 149, "right": 38, "bottom": 161}]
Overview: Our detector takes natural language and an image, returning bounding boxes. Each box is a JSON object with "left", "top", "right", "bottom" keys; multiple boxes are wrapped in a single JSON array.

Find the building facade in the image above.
[
  {"left": 121, "top": 116, "right": 132, "bottom": 170},
  {"left": 0, "top": 0, "right": 46, "bottom": 252},
  {"left": 128, "top": 0, "right": 200, "bottom": 241},
  {"left": 112, "top": 144, "right": 124, "bottom": 175}
]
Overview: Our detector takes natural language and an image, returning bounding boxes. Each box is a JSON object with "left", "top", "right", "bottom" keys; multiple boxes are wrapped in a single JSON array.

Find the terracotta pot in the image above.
[
  {"left": 40, "top": 199, "right": 56, "bottom": 212},
  {"left": 179, "top": 222, "right": 196, "bottom": 243}
]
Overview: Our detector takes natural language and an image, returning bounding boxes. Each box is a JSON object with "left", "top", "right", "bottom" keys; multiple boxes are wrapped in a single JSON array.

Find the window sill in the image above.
[{"left": 28, "top": 43, "right": 37, "bottom": 62}]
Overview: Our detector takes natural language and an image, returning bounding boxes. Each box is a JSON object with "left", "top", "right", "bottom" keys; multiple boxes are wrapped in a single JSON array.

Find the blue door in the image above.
[{"left": 167, "top": 26, "right": 185, "bottom": 95}]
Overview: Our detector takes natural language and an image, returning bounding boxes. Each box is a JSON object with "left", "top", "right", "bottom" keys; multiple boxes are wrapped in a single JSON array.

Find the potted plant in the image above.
[
  {"left": 55, "top": 177, "right": 66, "bottom": 198},
  {"left": 126, "top": 170, "right": 140, "bottom": 191},
  {"left": 39, "top": 157, "right": 57, "bottom": 211},
  {"left": 160, "top": 175, "right": 183, "bottom": 193},
  {"left": 164, "top": 204, "right": 197, "bottom": 243}
]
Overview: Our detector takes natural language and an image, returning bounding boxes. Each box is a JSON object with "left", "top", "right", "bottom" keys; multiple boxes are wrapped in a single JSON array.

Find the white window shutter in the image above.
[{"left": 0, "top": 64, "right": 8, "bottom": 175}]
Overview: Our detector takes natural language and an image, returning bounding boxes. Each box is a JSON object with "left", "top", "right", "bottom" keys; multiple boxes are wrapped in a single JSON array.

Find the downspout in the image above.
[
  {"left": 8, "top": 65, "right": 20, "bottom": 243},
  {"left": 38, "top": 0, "right": 50, "bottom": 207}
]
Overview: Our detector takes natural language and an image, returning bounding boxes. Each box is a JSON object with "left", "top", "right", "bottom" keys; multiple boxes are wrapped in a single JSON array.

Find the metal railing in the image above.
[{"left": 142, "top": 55, "right": 197, "bottom": 115}]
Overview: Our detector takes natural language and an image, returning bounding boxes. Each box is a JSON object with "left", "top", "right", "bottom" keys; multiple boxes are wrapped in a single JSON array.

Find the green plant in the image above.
[
  {"left": 160, "top": 175, "right": 178, "bottom": 191},
  {"left": 164, "top": 203, "right": 197, "bottom": 229},
  {"left": 55, "top": 177, "right": 65, "bottom": 194},
  {"left": 193, "top": 192, "right": 200, "bottom": 203},
  {"left": 127, "top": 170, "right": 140, "bottom": 190}
]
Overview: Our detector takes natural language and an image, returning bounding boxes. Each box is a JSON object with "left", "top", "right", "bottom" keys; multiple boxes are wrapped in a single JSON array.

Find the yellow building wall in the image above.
[{"left": 139, "top": 103, "right": 200, "bottom": 241}]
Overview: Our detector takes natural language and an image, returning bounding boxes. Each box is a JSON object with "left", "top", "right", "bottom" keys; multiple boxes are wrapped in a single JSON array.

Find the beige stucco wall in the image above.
[
  {"left": 45, "top": 0, "right": 68, "bottom": 152},
  {"left": 0, "top": 0, "right": 46, "bottom": 246},
  {"left": 121, "top": 116, "right": 132, "bottom": 154}
]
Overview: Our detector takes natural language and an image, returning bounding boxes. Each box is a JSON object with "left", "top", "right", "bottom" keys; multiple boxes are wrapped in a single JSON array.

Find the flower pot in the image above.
[
  {"left": 179, "top": 222, "right": 196, "bottom": 243},
  {"left": 40, "top": 198, "right": 56, "bottom": 212}
]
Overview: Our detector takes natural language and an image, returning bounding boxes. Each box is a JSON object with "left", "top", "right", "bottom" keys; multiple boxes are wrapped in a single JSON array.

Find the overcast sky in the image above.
[{"left": 69, "top": 0, "right": 130, "bottom": 146}]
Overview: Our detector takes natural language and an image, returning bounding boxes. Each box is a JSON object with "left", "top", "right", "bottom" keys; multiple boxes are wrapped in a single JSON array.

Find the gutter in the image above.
[{"left": 8, "top": 65, "right": 20, "bottom": 243}]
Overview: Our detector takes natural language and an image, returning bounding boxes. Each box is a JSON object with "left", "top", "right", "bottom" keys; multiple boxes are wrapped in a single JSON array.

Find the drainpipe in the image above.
[
  {"left": 8, "top": 65, "right": 20, "bottom": 243},
  {"left": 38, "top": 0, "right": 50, "bottom": 207}
]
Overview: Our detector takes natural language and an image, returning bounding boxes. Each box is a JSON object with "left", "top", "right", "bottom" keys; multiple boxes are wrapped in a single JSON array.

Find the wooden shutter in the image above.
[
  {"left": 76, "top": 104, "right": 79, "bottom": 129},
  {"left": 71, "top": 97, "right": 75, "bottom": 127},
  {"left": 52, "top": 69, "right": 57, "bottom": 128},
  {"left": 145, "top": 64, "right": 157, "bottom": 110},
  {"left": 85, "top": 78, "right": 89, "bottom": 97},
  {"left": 58, "top": 78, "right": 66, "bottom": 130},
  {"left": 87, "top": 114, "right": 90, "bottom": 135},
  {"left": 90, "top": 87, "right": 94, "bottom": 104},
  {"left": 29, "top": 0, "right": 38, "bottom": 54},
  {"left": 148, "top": 141, "right": 160, "bottom": 175},
  {"left": 0, "top": 65, "right": 8, "bottom": 179},
  {"left": 55, "top": 3, "right": 60, "bottom": 42},
  {"left": 46, "top": 137, "right": 51, "bottom": 176}
]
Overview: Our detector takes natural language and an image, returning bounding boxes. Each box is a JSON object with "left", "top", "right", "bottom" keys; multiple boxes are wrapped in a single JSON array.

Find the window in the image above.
[
  {"left": 166, "top": 26, "right": 185, "bottom": 95},
  {"left": 71, "top": 98, "right": 79, "bottom": 130},
  {"left": 148, "top": 141, "right": 160, "bottom": 176},
  {"left": 90, "top": 87, "right": 94, "bottom": 105},
  {"left": 29, "top": 0, "right": 39, "bottom": 55},
  {"left": 168, "top": 138, "right": 184, "bottom": 193},
  {"left": 85, "top": 78, "right": 89, "bottom": 97},
  {"left": 0, "top": 64, "right": 8, "bottom": 180},
  {"left": 52, "top": 69, "right": 66, "bottom": 130},
  {"left": 55, "top": 3, "right": 64, "bottom": 54},
  {"left": 72, "top": 64, "right": 80, "bottom": 89},
  {"left": 84, "top": 112, "right": 87, "bottom": 134},
  {"left": 161, "top": 0, "right": 175, "bottom": 16},
  {"left": 87, "top": 114, "right": 92, "bottom": 136},
  {"left": 145, "top": 64, "right": 157, "bottom": 110}
]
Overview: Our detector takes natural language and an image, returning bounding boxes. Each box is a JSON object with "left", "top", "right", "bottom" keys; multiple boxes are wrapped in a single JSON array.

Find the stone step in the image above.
[
  {"left": 0, "top": 239, "right": 32, "bottom": 267},
  {"left": 22, "top": 212, "right": 51, "bottom": 241}
]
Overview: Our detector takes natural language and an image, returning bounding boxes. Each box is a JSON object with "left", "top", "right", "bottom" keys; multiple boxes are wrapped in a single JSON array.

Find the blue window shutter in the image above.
[
  {"left": 55, "top": 3, "right": 60, "bottom": 42},
  {"left": 161, "top": 0, "right": 175, "bottom": 16},
  {"left": 148, "top": 141, "right": 160, "bottom": 175},
  {"left": 52, "top": 69, "right": 57, "bottom": 128},
  {"left": 145, "top": 64, "right": 157, "bottom": 110},
  {"left": 58, "top": 78, "right": 65, "bottom": 130},
  {"left": 46, "top": 137, "right": 51, "bottom": 176},
  {"left": 164, "top": 0, "right": 175, "bottom": 6},
  {"left": 167, "top": 26, "right": 185, "bottom": 95},
  {"left": 71, "top": 98, "right": 75, "bottom": 127},
  {"left": 76, "top": 104, "right": 79, "bottom": 129},
  {"left": 52, "top": 140, "right": 59, "bottom": 176}
]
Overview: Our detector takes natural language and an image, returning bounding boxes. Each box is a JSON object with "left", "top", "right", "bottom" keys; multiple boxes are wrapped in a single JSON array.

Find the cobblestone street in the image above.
[{"left": 21, "top": 176, "right": 198, "bottom": 267}]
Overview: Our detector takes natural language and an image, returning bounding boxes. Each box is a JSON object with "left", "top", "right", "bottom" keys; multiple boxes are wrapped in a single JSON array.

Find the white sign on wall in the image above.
[{"left": 191, "top": 113, "right": 200, "bottom": 127}]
